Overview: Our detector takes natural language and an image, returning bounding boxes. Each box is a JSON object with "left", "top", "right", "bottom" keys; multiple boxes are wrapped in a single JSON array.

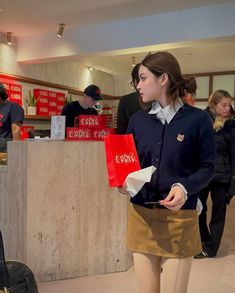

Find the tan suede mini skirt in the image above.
[{"left": 127, "top": 203, "right": 202, "bottom": 258}]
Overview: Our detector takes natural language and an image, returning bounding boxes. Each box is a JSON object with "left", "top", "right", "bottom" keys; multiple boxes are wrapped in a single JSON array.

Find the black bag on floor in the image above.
[{"left": 0, "top": 231, "right": 38, "bottom": 293}]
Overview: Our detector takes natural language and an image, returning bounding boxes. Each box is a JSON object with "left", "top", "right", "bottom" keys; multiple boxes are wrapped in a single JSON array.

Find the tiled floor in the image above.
[{"left": 38, "top": 199, "right": 235, "bottom": 293}]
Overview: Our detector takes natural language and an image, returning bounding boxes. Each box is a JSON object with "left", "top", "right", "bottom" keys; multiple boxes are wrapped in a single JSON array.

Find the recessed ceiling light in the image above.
[{"left": 184, "top": 53, "right": 192, "bottom": 59}]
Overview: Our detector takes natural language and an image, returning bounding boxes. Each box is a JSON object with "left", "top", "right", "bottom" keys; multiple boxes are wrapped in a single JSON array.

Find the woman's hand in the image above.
[
  {"left": 160, "top": 185, "right": 186, "bottom": 211},
  {"left": 117, "top": 185, "right": 129, "bottom": 195}
]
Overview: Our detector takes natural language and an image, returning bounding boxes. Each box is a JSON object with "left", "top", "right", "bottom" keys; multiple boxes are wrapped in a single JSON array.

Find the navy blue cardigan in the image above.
[{"left": 127, "top": 104, "right": 215, "bottom": 210}]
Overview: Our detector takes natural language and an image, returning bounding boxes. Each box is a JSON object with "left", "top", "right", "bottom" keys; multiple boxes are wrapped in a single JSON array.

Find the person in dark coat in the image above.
[
  {"left": 0, "top": 83, "right": 24, "bottom": 152},
  {"left": 116, "top": 63, "right": 142, "bottom": 134},
  {"left": 195, "top": 89, "right": 235, "bottom": 259}
]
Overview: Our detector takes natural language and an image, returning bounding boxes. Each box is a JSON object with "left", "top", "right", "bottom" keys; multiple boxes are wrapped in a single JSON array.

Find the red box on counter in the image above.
[
  {"left": 66, "top": 127, "right": 93, "bottom": 140},
  {"left": 66, "top": 127, "right": 116, "bottom": 141},
  {"left": 78, "top": 115, "right": 108, "bottom": 128},
  {"left": 92, "top": 128, "right": 116, "bottom": 140}
]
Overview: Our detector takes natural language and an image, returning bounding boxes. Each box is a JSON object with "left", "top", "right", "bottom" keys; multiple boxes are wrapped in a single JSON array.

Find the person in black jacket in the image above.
[
  {"left": 195, "top": 89, "right": 235, "bottom": 259},
  {"left": 0, "top": 83, "right": 24, "bottom": 152},
  {"left": 61, "top": 84, "right": 102, "bottom": 128},
  {"left": 116, "top": 63, "right": 142, "bottom": 134}
]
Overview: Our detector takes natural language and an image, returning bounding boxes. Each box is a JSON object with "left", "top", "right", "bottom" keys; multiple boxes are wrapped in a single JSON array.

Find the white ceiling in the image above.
[
  {"left": 107, "top": 36, "right": 235, "bottom": 74},
  {"left": 0, "top": 0, "right": 230, "bottom": 37},
  {"left": 0, "top": 0, "right": 235, "bottom": 74}
]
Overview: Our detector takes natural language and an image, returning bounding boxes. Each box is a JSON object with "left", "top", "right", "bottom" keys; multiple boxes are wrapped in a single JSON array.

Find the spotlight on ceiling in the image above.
[
  {"left": 6, "top": 32, "right": 13, "bottom": 45},
  {"left": 57, "top": 23, "right": 65, "bottom": 38},
  {"left": 131, "top": 56, "right": 136, "bottom": 67},
  {"left": 88, "top": 66, "right": 94, "bottom": 71}
]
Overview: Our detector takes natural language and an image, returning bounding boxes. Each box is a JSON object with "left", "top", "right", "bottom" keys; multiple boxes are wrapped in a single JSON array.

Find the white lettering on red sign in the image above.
[
  {"left": 36, "top": 90, "right": 48, "bottom": 96},
  {"left": 10, "top": 93, "right": 21, "bottom": 100},
  {"left": 93, "top": 129, "right": 111, "bottom": 138},
  {"left": 114, "top": 153, "right": 137, "bottom": 164},
  {"left": 39, "top": 107, "right": 48, "bottom": 113},
  {"left": 39, "top": 97, "right": 48, "bottom": 103},
  {"left": 57, "top": 96, "right": 65, "bottom": 102},
  {"left": 49, "top": 92, "right": 56, "bottom": 98},
  {"left": 49, "top": 101, "right": 57, "bottom": 107},
  {"left": 80, "top": 117, "right": 99, "bottom": 126},
  {"left": 68, "top": 129, "right": 91, "bottom": 139},
  {"left": 10, "top": 85, "right": 21, "bottom": 92}
]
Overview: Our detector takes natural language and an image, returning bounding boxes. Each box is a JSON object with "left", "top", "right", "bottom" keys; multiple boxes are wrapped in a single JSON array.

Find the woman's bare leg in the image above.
[
  {"left": 161, "top": 257, "right": 193, "bottom": 293},
  {"left": 133, "top": 252, "right": 162, "bottom": 293}
]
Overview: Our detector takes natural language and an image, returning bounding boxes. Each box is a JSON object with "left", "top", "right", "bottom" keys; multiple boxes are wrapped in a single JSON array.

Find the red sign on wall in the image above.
[
  {"left": 0, "top": 75, "right": 22, "bottom": 106},
  {"left": 34, "top": 89, "right": 65, "bottom": 116}
]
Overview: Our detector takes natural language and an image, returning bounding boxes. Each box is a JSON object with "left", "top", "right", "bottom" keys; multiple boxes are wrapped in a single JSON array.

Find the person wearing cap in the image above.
[
  {"left": 61, "top": 84, "right": 103, "bottom": 128},
  {"left": 0, "top": 83, "right": 24, "bottom": 152}
]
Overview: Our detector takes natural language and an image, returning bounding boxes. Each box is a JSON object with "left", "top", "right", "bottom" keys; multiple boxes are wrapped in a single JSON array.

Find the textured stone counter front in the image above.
[{"left": 0, "top": 140, "right": 132, "bottom": 282}]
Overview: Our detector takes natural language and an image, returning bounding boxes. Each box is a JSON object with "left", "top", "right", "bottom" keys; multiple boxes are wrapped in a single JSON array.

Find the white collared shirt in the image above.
[{"left": 148, "top": 100, "right": 183, "bottom": 124}]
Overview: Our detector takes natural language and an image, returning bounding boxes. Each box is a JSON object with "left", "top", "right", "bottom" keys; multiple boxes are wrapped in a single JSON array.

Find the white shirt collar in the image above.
[{"left": 148, "top": 100, "right": 183, "bottom": 124}]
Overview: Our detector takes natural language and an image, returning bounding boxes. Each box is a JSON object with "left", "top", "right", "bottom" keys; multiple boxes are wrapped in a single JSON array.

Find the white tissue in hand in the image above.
[{"left": 125, "top": 166, "right": 156, "bottom": 197}]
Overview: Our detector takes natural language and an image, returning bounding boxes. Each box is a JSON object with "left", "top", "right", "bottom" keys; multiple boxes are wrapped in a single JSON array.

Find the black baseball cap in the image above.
[{"left": 84, "top": 84, "right": 103, "bottom": 101}]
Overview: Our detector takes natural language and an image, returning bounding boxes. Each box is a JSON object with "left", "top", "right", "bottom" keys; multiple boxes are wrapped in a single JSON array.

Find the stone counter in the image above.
[{"left": 0, "top": 140, "right": 132, "bottom": 282}]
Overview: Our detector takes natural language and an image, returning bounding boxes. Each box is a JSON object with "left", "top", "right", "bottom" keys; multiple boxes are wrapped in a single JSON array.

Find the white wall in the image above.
[
  {"left": 0, "top": 44, "right": 131, "bottom": 96},
  {"left": 0, "top": 43, "right": 21, "bottom": 74}
]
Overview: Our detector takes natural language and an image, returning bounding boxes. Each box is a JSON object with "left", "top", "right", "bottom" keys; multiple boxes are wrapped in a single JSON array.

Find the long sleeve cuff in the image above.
[{"left": 171, "top": 183, "right": 188, "bottom": 202}]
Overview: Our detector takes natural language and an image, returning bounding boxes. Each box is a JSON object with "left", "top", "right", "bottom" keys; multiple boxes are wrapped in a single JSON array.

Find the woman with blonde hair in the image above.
[{"left": 195, "top": 89, "right": 235, "bottom": 259}]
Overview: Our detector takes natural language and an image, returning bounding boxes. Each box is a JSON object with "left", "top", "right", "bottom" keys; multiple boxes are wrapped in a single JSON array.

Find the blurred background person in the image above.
[
  {"left": 195, "top": 89, "right": 235, "bottom": 259},
  {"left": 0, "top": 83, "right": 24, "bottom": 152},
  {"left": 116, "top": 63, "right": 142, "bottom": 134},
  {"left": 61, "top": 84, "right": 103, "bottom": 128}
]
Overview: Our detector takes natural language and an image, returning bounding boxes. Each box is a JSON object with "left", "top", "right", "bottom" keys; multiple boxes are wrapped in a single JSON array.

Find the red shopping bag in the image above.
[{"left": 104, "top": 134, "right": 141, "bottom": 187}]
